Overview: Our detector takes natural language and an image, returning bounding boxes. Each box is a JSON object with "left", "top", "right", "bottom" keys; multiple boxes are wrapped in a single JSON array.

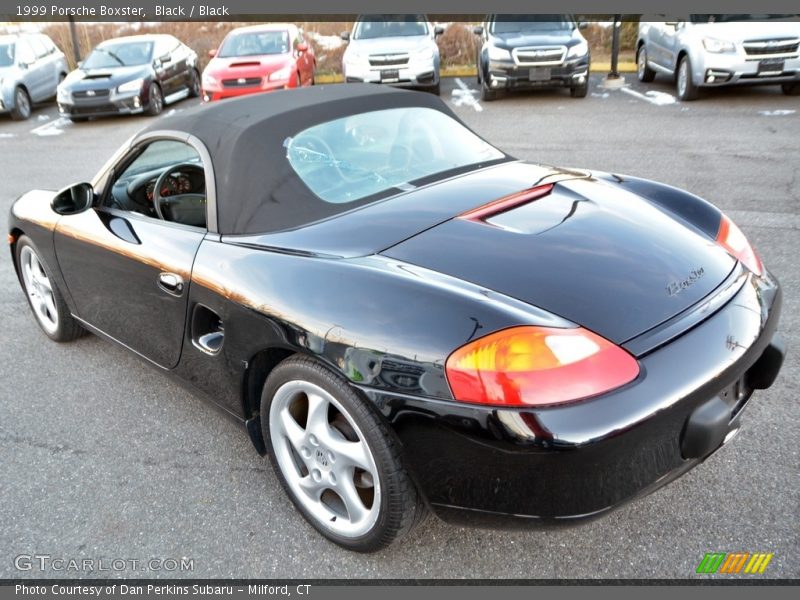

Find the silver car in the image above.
[
  {"left": 341, "top": 15, "right": 443, "bottom": 95},
  {"left": 637, "top": 15, "right": 800, "bottom": 100},
  {"left": 0, "top": 33, "right": 69, "bottom": 120}
]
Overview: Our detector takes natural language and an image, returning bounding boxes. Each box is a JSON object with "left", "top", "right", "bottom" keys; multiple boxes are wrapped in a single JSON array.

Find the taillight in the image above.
[
  {"left": 445, "top": 326, "right": 639, "bottom": 407},
  {"left": 716, "top": 213, "right": 762, "bottom": 277}
]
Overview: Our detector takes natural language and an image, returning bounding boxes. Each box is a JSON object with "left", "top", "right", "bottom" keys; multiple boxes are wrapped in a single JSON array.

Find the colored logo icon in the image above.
[{"left": 697, "top": 552, "right": 774, "bottom": 574}]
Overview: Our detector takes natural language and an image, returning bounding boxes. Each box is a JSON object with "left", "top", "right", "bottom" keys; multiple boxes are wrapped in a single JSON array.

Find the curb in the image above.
[{"left": 315, "top": 63, "right": 637, "bottom": 85}]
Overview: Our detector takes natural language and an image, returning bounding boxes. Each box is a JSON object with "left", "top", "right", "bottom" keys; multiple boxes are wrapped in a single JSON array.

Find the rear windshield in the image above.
[
  {"left": 218, "top": 30, "right": 290, "bottom": 57},
  {"left": 285, "top": 107, "right": 504, "bottom": 204},
  {"left": 490, "top": 15, "right": 574, "bottom": 34},
  {"left": 0, "top": 42, "right": 14, "bottom": 67},
  {"left": 354, "top": 17, "right": 429, "bottom": 39},
  {"left": 82, "top": 41, "right": 154, "bottom": 68}
]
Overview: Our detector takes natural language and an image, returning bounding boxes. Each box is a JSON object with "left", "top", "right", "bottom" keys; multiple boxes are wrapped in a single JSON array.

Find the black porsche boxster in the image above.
[{"left": 9, "top": 84, "right": 784, "bottom": 552}]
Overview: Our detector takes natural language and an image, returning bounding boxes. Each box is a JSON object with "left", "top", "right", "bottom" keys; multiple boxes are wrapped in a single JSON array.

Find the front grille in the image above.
[
  {"left": 513, "top": 46, "right": 566, "bottom": 66},
  {"left": 72, "top": 105, "right": 114, "bottom": 115},
  {"left": 369, "top": 53, "right": 409, "bottom": 67},
  {"left": 743, "top": 38, "right": 800, "bottom": 58},
  {"left": 72, "top": 89, "right": 110, "bottom": 99},
  {"left": 222, "top": 77, "right": 262, "bottom": 88}
]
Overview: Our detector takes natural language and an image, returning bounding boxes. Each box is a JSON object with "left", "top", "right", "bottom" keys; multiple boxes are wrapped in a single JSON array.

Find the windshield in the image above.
[
  {"left": 82, "top": 41, "right": 154, "bottom": 69},
  {"left": 353, "top": 16, "right": 429, "bottom": 39},
  {"left": 690, "top": 14, "right": 799, "bottom": 23},
  {"left": 286, "top": 107, "right": 505, "bottom": 204},
  {"left": 0, "top": 42, "right": 14, "bottom": 67},
  {"left": 218, "top": 30, "right": 290, "bottom": 57},
  {"left": 490, "top": 15, "right": 574, "bottom": 34}
]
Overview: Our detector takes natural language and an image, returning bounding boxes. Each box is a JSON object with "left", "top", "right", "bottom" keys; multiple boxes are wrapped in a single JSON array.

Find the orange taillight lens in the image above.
[
  {"left": 716, "top": 213, "right": 762, "bottom": 277},
  {"left": 445, "top": 326, "right": 640, "bottom": 407}
]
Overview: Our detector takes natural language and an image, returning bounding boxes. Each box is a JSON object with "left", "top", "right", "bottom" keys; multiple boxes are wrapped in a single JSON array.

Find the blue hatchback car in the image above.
[{"left": 0, "top": 33, "right": 69, "bottom": 120}]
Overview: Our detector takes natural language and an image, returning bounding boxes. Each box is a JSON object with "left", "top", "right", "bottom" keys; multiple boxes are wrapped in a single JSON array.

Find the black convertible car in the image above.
[{"left": 9, "top": 85, "right": 783, "bottom": 552}]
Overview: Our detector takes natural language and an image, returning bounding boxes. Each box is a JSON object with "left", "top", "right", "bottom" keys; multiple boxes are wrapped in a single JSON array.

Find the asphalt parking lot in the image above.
[{"left": 0, "top": 74, "right": 798, "bottom": 579}]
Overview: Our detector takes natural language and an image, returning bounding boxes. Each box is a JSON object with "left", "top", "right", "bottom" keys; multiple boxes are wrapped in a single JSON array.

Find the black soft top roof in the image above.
[{"left": 140, "top": 84, "right": 474, "bottom": 235}]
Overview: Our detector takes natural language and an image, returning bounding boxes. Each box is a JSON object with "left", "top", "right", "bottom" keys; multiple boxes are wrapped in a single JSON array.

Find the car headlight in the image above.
[
  {"left": 487, "top": 45, "right": 512, "bottom": 61},
  {"left": 702, "top": 37, "right": 736, "bottom": 53},
  {"left": 344, "top": 50, "right": 366, "bottom": 65},
  {"left": 269, "top": 66, "right": 293, "bottom": 82},
  {"left": 414, "top": 47, "right": 435, "bottom": 61},
  {"left": 567, "top": 40, "right": 589, "bottom": 59},
  {"left": 202, "top": 73, "right": 219, "bottom": 89},
  {"left": 56, "top": 85, "right": 70, "bottom": 102},
  {"left": 117, "top": 78, "right": 144, "bottom": 94}
]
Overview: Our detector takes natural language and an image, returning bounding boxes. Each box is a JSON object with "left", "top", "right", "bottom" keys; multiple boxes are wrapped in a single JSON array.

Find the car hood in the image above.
[
  {"left": 346, "top": 35, "right": 433, "bottom": 55},
  {"left": 490, "top": 29, "right": 578, "bottom": 49},
  {"left": 381, "top": 177, "right": 736, "bottom": 344},
  {"left": 206, "top": 54, "right": 293, "bottom": 77},
  {"left": 689, "top": 20, "right": 800, "bottom": 42},
  {"left": 62, "top": 65, "right": 150, "bottom": 90}
]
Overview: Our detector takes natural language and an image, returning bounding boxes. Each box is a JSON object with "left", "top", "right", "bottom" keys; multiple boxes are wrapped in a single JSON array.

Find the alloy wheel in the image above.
[
  {"left": 269, "top": 380, "right": 381, "bottom": 538},
  {"left": 20, "top": 246, "right": 59, "bottom": 335},
  {"left": 678, "top": 61, "right": 688, "bottom": 97},
  {"left": 15, "top": 88, "right": 31, "bottom": 119},
  {"left": 637, "top": 50, "right": 646, "bottom": 79}
]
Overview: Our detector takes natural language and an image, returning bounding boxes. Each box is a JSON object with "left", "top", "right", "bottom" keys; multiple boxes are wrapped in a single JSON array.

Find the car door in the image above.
[
  {"left": 53, "top": 137, "right": 211, "bottom": 369},
  {"left": 27, "top": 36, "right": 56, "bottom": 98},
  {"left": 16, "top": 39, "right": 49, "bottom": 101}
]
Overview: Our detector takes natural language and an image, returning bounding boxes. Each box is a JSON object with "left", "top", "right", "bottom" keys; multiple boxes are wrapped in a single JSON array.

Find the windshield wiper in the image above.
[{"left": 93, "top": 48, "right": 125, "bottom": 66}]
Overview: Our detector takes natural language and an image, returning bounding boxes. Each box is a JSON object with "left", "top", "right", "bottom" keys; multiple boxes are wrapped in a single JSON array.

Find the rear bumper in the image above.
[{"left": 362, "top": 269, "right": 783, "bottom": 526}]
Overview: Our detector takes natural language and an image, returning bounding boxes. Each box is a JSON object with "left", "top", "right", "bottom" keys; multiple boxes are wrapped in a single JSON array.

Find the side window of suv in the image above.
[
  {"left": 28, "top": 36, "right": 49, "bottom": 60},
  {"left": 15, "top": 39, "right": 36, "bottom": 66}
]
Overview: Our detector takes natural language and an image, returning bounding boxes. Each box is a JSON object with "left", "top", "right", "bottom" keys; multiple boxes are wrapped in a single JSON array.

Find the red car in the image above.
[{"left": 201, "top": 24, "right": 315, "bottom": 102}]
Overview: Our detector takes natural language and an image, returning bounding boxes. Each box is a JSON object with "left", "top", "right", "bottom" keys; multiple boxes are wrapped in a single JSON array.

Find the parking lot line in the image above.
[
  {"left": 620, "top": 86, "right": 678, "bottom": 106},
  {"left": 30, "top": 117, "right": 71, "bottom": 137},
  {"left": 451, "top": 78, "right": 483, "bottom": 112}
]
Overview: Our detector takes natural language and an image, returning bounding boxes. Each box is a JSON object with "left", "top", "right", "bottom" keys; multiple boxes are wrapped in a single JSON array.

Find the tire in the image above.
[
  {"left": 570, "top": 84, "right": 588, "bottom": 98},
  {"left": 676, "top": 55, "right": 700, "bottom": 101},
  {"left": 782, "top": 82, "right": 800, "bottom": 96},
  {"left": 15, "top": 236, "right": 85, "bottom": 342},
  {"left": 636, "top": 45, "right": 656, "bottom": 82},
  {"left": 187, "top": 68, "right": 201, "bottom": 98},
  {"left": 480, "top": 80, "right": 498, "bottom": 102},
  {"left": 146, "top": 82, "right": 163, "bottom": 116},
  {"left": 261, "top": 355, "right": 427, "bottom": 552},
  {"left": 429, "top": 81, "right": 440, "bottom": 96},
  {"left": 10, "top": 86, "right": 32, "bottom": 120}
]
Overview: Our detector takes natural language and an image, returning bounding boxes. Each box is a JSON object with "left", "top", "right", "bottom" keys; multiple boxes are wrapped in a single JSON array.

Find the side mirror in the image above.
[
  {"left": 296, "top": 41, "right": 308, "bottom": 53},
  {"left": 578, "top": 21, "right": 589, "bottom": 30},
  {"left": 434, "top": 25, "right": 445, "bottom": 36},
  {"left": 472, "top": 25, "right": 484, "bottom": 35},
  {"left": 51, "top": 182, "right": 94, "bottom": 215},
  {"left": 340, "top": 31, "right": 350, "bottom": 42},
  {"left": 208, "top": 48, "right": 217, "bottom": 58},
  {"left": 18, "top": 61, "right": 29, "bottom": 70}
]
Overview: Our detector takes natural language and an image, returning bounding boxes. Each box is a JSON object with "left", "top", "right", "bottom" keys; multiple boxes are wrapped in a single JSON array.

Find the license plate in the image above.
[
  {"left": 758, "top": 58, "right": 784, "bottom": 75},
  {"left": 529, "top": 68, "right": 551, "bottom": 81},
  {"left": 381, "top": 69, "right": 399, "bottom": 82}
]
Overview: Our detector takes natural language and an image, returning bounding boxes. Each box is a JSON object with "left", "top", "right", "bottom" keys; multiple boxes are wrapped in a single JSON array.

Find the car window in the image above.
[
  {"left": 15, "top": 39, "right": 36, "bottom": 65},
  {"left": 0, "top": 42, "right": 14, "bottom": 67},
  {"left": 490, "top": 15, "right": 574, "bottom": 34},
  {"left": 285, "top": 107, "right": 505, "bottom": 204},
  {"left": 28, "top": 36, "right": 49, "bottom": 59},
  {"left": 82, "top": 41, "right": 154, "bottom": 69},
  {"left": 218, "top": 30, "right": 290, "bottom": 57},
  {"left": 353, "top": 16, "right": 429, "bottom": 39},
  {"left": 39, "top": 35, "right": 57, "bottom": 54},
  {"left": 109, "top": 140, "right": 207, "bottom": 228}
]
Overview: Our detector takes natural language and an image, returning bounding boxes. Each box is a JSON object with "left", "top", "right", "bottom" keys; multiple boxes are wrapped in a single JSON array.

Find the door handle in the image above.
[{"left": 158, "top": 272, "right": 184, "bottom": 296}]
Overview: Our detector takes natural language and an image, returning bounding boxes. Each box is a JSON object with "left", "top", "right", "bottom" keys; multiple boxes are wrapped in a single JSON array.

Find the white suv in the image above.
[
  {"left": 637, "top": 15, "right": 800, "bottom": 100},
  {"left": 341, "top": 15, "right": 443, "bottom": 95}
]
